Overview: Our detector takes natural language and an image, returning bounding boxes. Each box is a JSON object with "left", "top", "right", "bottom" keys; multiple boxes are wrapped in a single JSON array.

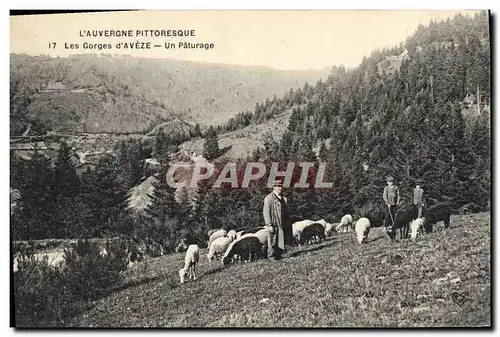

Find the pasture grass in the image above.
[{"left": 70, "top": 212, "right": 490, "bottom": 328}]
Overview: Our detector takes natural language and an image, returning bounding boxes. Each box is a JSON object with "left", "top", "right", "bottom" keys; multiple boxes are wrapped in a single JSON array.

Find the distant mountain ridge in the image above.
[{"left": 10, "top": 53, "right": 329, "bottom": 135}]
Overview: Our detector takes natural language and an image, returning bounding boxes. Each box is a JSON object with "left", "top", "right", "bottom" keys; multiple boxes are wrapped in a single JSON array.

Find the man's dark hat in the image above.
[{"left": 386, "top": 176, "right": 394, "bottom": 182}]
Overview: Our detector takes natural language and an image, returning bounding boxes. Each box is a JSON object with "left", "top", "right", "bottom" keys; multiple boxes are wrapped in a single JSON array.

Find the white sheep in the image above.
[
  {"left": 292, "top": 220, "right": 315, "bottom": 238},
  {"left": 336, "top": 214, "right": 354, "bottom": 233},
  {"left": 208, "top": 229, "right": 228, "bottom": 248},
  {"left": 314, "top": 219, "right": 328, "bottom": 228},
  {"left": 178, "top": 244, "right": 199, "bottom": 284},
  {"left": 222, "top": 234, "right": 263, "bottom": 265},
  {"left": 355, "top": 217, "right": 371, "bottom": 244},
  {"left": 227, "top": 229, "right": 237, "bottom": 241},
  {"left": 325, "top": 222, "right": 337, "bottom": 237},
  {"left": 207, "top": 236, "right": 233, "bottom": 262},
  {"left": 409, "top": 218, "right": 425, "bottom": 241},
  {"left": 249, "top": 228, "right": 269, "bottom": 246}
]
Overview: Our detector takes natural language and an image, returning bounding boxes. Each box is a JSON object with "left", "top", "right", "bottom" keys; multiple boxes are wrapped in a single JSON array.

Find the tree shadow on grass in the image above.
[
  {"left": 367, "top": 236, "right": 386, "bottom": 244},
  {"left": 204, "top": 265, "right": 227, "bottom": 276},
  {"left": 287, "top": 240, "right": 337, "bottom": 258},
  {"left": 114, "top": 273, "right": 167, "bottom": 292}
]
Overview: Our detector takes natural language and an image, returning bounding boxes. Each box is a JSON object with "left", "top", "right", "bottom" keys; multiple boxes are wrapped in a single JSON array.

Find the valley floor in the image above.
[{"left": 70, "top": 212, "right": 491, "bottom": 328}]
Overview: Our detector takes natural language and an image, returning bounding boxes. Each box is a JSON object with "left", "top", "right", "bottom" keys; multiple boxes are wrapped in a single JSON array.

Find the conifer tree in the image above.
[{"left": 202, "top": 126, "right": 220, "bottom": 160}]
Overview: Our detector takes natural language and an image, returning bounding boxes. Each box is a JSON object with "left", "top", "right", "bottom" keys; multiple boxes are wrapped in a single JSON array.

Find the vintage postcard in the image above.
[{"left": 10, "top": 10, "right": 491, "bottom": 328}]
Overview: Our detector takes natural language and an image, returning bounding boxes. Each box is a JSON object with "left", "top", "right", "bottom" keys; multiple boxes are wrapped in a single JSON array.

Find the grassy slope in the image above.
[
  {"left": 179, "top": 111, "right": 291, "bottom": 160},
  {"left": 70, "top": 212, "right": 490, "bottom": 328}
]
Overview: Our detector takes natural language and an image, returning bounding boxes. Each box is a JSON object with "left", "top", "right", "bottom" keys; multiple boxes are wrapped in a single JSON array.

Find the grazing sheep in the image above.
[
  {"left": 222, "top": 235, "right": 263, "bottom": 266},
  {"left": 292, "top": 220, "right": 315, "bottom": 238},
  {"left": 208, "top": 229, "right": 228, "bottom": 248},
  {"left": 355, "top": 217, "right": 371, "bottom": 244},
  {"left": 325, "top": 222, "right": 338, "bottom": 237},
  {"left": 422, "top": 202, "right": 452, "bottom": 233},
  {"left": 178, "top": 244, "right": 199, "bottom": 284},
  {"left": 336, "top": 214, "right": 354, "bottom": 233},
  {"left": 247, "top": 228, "right": 269, "bottom": 246},
  {"left": 245, "top": 228, "right": 269, "bottom": 255},
  {"left": 227, "top": 230, "right": 237, "bottom": 241},
  {"left": 297, "top": 222, "right": 325, "bottom": 246},
  {"left": 207, "top": 236, "right": 233, "bottom": 262},
  {"left": 409, "top": 218, "right": 425, "bottom": 241}
]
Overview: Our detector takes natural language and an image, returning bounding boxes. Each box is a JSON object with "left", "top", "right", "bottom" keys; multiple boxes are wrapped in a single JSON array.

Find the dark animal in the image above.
[
  {"left": 222, "top": 236, "right": 263, "bottom": 266},
  {"left": 422, "top": 203, "right": 452, "bottom": 233},
  {"left": 355, "top": 204, "right": 385, "bottom": 228},
  {"left": 389, "top": 204, "right": 418, "bottom": 241},
  {"left": 297, "top": 223, "right": 325, "bottom": 245}
]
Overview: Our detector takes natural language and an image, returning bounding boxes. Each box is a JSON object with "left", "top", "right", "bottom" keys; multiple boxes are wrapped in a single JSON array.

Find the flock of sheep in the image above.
[
  {"left": 178, "top": 202, "right": 453, "bottom": 284},
  {"left": 11, "top": 202, "right": 451, "bottom": 288}
]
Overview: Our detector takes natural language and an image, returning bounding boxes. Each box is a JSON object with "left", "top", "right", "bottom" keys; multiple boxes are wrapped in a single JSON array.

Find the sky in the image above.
[{"left": 10, "top": 10, "right": 481, "bottom": 70}]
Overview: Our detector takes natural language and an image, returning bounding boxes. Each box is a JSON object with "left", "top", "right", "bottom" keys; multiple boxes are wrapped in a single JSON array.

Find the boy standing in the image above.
[
  {"left": 413, "top": 182, "right": 425, "bottom": 217},
  {"left": 383, "top": 176, "right": 400, "bottom": 230}
]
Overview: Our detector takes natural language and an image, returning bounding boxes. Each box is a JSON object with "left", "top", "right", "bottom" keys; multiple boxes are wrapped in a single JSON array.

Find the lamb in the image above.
[
  {"left": 355, "top": 217, "right": 371, "bottom": 244},
  {"left": 207, "top": 229, "right": 228, "bottom": 248},
  {"left": 222, "top": 235, "right": 263, "bottom": 266},
  {"left": 409, "top": 218, "right": 425, "bottom": 241},
  {"left": 178, "top": 244, "right": 199, "bottom": 284},
  {"left": 422, "top": 202, "right": 452, "bottom": 233},
  {"left": 297, "top": 222, "right": 325, "bottom": 246},
  {"left": 207, "top": 236, "right": 233, "bottom": 262},
  {"left": 335, "top": 214, "right": 354, "bottom": 233}
]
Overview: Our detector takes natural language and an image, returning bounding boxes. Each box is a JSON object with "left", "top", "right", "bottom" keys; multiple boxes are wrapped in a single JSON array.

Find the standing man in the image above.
[
  {"left": 413, "top": 181, "right": 425, "bottom": 218},
  {"left": 263, "top": 179, "right": 290, "bottom": 261},
  {"left": 383, "top": 176, "right": 400, "bottom": 235}
]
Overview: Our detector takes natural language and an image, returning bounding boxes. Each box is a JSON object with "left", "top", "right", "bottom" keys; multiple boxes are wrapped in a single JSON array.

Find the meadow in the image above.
[{"left": 68, "top": 212, "right": 491, "bottom": 328}]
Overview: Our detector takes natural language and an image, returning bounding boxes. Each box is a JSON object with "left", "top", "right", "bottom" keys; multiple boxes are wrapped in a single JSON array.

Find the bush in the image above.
[
  {"left": 62, "top": 238, "right": 129, "bottom": 301},
  {"left": 13, "top": 238, "right": 129, "bottom": 327},
  {"left": 14, "top": 256, "right": 76, "bottom": 327}
]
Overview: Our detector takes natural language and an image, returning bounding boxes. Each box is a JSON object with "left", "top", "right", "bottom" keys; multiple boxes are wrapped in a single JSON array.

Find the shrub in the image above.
[
  {"left": 13, "top": 254, "right": 76, "bottom": 327},
  {"left": 13, "top": 238, "right": 129, "bottom": 327},
  {"left": 62, "top": 238, "right": 129, "bottom": 301}
]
